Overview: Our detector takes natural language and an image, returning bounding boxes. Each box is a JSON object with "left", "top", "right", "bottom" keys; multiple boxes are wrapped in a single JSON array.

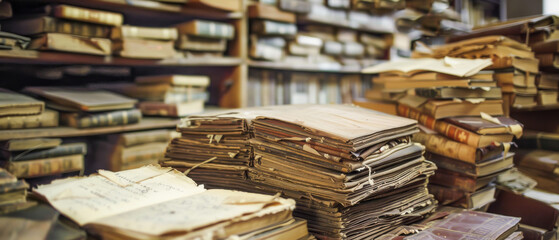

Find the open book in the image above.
[{"left": 33, "top": 165, "right": 296, "bottom": 239}]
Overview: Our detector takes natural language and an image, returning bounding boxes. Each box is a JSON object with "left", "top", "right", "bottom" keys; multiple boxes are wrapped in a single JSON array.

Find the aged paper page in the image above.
[
  {"left": 90, "top": 189, "right": 294, "bottom": 236},
  {"left": 34, "top": 165, "right": 205, "bottom": 226}
]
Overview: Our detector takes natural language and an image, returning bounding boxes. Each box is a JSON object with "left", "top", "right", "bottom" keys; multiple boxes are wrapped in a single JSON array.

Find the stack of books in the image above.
[
  {"left": 514, "top": 130, "right": 559, "bottom": 194},
  {"left": 90, "top": 74, "right": 209, "bottom": 117},
  {"left": 1, "top": 138, "right": 86, "bottom": 185},
  {"left": 92, "top": 129, "right": 179, "bottom": 172},
  {"left": 416, "top": 36, "right": 540, "bottom": 112},
  {"left": 248, "top": 105, "right": 437, "bottom": 239},
  {"left": 0, "top": 168, "right": 35, "bottom": 214},
  {"left": 111, "top": 25, "right": 177, "bottom": 59},
  {"left": 364, "top": 58, "right": 525, "bottom": 210},
  {"left": 175, "top": 19, "right": 235, "bottom": 58},
  {"left": 533, "top": 40, "right": 559, "bottom": 107},
  {"left": 24, "top": 87, "right": 141, "bottom": 128},
  {"left": 0, "top": 88, "right": 58, "bottom": 130},
  {"left": 4, "top": 4, "right": 120, "bottom": 56},
  {"left": 34, "top": 165, "right": 313, "bottom": 240}
]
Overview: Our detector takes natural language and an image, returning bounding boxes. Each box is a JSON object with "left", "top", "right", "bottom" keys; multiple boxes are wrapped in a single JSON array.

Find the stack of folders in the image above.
[
  {"left": 23, "top": 86, "right": 140, "bottom": 128},
  {"left": 0, "top": 138, "right": 85, "bottom": 185},
  {"left": 364, "top": 58, "right": 526, "bottom": 210},
  {"left": 175, "top": 19, "right": 235, "bottom": 58},
  {"left": 0, "top": 168, "right": 35, "bottom": 214},
  {"left": 90, "top": 74, "right": 209, "bottom": 117},
  {"left": 34, "top": 165, "right": 314, "bottom": 240},
  {"left": 0, "top": 88, "right": 58, "bottom": 130},
  {"left": 92, "top": 129, "right": 179, "bottom": 172},
  {"left": 162, "top": 105, "right": 438, "bottom": 239}
]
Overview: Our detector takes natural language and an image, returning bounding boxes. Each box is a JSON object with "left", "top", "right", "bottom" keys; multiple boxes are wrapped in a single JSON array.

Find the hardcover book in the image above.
[
  {"left": 24, "top": 87, "right": 136, "bottom": 112},
  {"left": 28, "top": 33, "right": 111, "bottom": 56},
  {"left": 2, "top": 16, "right": 111, "bottom": 38},
  {"left": 176, "top": 20, "right": 235, "bottom": 40},
  {"left": 0, "top": 88, "right": 44, "bottom": 117}
]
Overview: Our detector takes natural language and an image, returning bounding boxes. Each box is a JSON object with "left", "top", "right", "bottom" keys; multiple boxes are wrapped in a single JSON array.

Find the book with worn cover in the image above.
[
  {"left": 138, "top": 100, "right": 204, "bottom": 117},
  {"left": 248, "top": 3, "right": 296, "bottom": 23},
  {"left": 51, "top": 4, "right": 123, "bottom": 26},
  {"left": 514, "top": 149, "right": 559, "bottom": 177},
  {"left": 2, "top": 16, "right": 111, "bottom": 38},
  {"left": 176, "top": 20, "right": 235, "bottom": 40},
  {"left": 113, "top": 38, "right": 175, "bottom": 59},
  {"left": 24, "top": 87, "right": 136, "bottom": 112},
  {"left": 251, "top": 20, "right": 297, "bottom": 36},
  {"left": 429, "top": 184, "right": 496, "bottom": 209},
  {"left": 33, "top": 165, "right": 297, "bottom": 240},
  {"left": 427, "top": 151, "right": 514, "bottom": 177},
  {"left": 3, "top": 143, "right": 87, "bottom": 161},
  {"left": 135, "top": 75, "right": 210, "bottom": 87},
  {"left": 0, "top": 88, "right": 44, "bottom": 117},
  {"left": 415, "top": 87, "right": 503, "bottom": 99},
  {"left": 60, "top": 109, "right": 142, "bottom": 128},
  {"left": 1, "top": 138, "right": 62, "bottom": 152},
  {"left": 111, "top": 25, "right": 178, "bottom": 40},
  {"left": 28, "top": 33, "right": 111, "bottom": 56},
  {"left": 175, "top": 35, "right": 226, "bottom": 51},
  {"left": 516, "top": 130, "right": 559, "bottom": 151},
  {"left": 6, "top": 154, "right": 84, "bottom": 178}
]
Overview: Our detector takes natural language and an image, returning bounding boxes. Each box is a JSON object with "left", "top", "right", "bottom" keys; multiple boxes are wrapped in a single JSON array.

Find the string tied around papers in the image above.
[
  {"left": 364, "top": 165, "right": 375, "bottom": 189},
  {"left": 184, "top": 157, "right": 217, "bottom": 176}
]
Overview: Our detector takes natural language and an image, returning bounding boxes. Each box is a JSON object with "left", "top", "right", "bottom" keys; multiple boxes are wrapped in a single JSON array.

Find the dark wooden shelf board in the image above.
[
  {"left": 248, "top": 60, "right": 362, "bottom": 74},
  {"left": 0, "top": 50, "right": 243, "bottom": 67},
  {"left": 0, "top": 117, "right": 179, "bottom": 141}
]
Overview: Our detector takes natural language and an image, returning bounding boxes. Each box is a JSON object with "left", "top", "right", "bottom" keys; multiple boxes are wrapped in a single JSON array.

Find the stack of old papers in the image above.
[
  {"left": 33, "top": 165, "right": 313, "bottom": 240},
  {"left": 246, "top": 105, "right": 437, "bottom": 239}
]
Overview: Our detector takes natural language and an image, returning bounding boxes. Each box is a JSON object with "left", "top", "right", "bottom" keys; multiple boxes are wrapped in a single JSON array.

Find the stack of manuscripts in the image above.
[
  {"left": 0, "top": 138, "right": 86, "bottom": 186},
  {"left": 363, "top": 58, "right": 525, "bottom": 210},
  {"left": 24, "top": 86, "right": 140, "bottom": 128},
  {"left": 514, "top": 130, "right": 559, "bottom": 195},
  {"left": 92, "top": 129, "right": 179, "bottom": 172},
  {"left": 90, "top": 74, "right": 209, "bottom": 117},
  {"left": 0, "top": 168, "right": 35, "bottom": 214},
  {"left": 0, "top": 88, "right": 58, "bottom": 130},
  {"left": 33, "top": 165, "right": 314, "bottom": 240},
  {"left": 162, "top": 105, "right": 438, "bottom": 239}
]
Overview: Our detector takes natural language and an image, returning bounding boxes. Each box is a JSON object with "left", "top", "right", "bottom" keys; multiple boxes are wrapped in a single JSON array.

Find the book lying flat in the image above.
[
  {"left": 1, "top": 138, "right": 62, "bottom": 152},
  {"left": 34, "top": 165, "right": 297, "bottom": 240},
  {"left": 362, "top": 57, "right": 493, "bottom": 77},
  {"left": 28, "top": 33, "right": 111, "bottom": 56},
  {"left": 135, "top": 75, "right": 210, "bottom": 87},
  {"left": 24, "top": 87, "right": 136, "bottom": 112},
  {"left": 0, "top": 88, "right": 44, "bottom": 117}
]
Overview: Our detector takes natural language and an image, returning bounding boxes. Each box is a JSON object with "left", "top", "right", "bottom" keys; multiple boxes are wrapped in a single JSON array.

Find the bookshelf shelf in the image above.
[
  {"left": 21, "top": 0, "right": 243, "bottom": 21},
  {"left": 248, "top": 60, "right": 362, "bottom": 74},
  {"left": 0, "top": 50, "right": 243, "bottom": 67},
  {"left": 0, "top": 117, "right": 179, "bottom": 141}
]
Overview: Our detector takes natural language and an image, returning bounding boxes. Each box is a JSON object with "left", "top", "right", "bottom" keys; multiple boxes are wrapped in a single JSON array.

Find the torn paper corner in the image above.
[
  {"left": 303, "top": 144, "right": 321, "bottom": 156},
  {"left": 99, "top": 170, "right": 130, "bottom": 187}
]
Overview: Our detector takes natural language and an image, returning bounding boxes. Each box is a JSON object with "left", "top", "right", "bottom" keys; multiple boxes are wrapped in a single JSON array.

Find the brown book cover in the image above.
[
  {"left": 430, "top": 167, "right": 503, "bottom": 192},
  {"left": 175, "top": 20, "right": 235, "bottom": 40},
  {"left": 175, "top": 35, "right": 226, "bottom": 52},
  {"left": 111, "top": 26, "right": 178, "bottom": 40},
  {"left": 444, "top": 116, "right": 523, "bottom": 135},
  {"left": 248, "top": 3, "right": 296, "bottom": 23},
  {"left": 1, "top": 138, "right": 62, "bottom": 152},
  {"left": 2, "top": 16, "right": 111, "bottom": 38},
  {"left": 113, "top": 38, "right": 175, "bottom": 59},
  {"left": 532, "top": 39, "right": 559, "bottom": 53},
  {"left": 0, "top": 88, "right": 44, "bottom": 117},
  {"left": 60, "top": 109, "right": 142, "bottom": 128},
  {"left": 0, "top": 2, "right": 12, "bottom": 20},
  {"left": 514, "top": 149, "right": 559, "bottom": 177},
  {"left": 426, "top": 152, "right": 514, "bottom": 177},
  {"left": 535, "top": 52, "right": 558, "bottom": 68},
  {"left": 24, "top": 87, "right": 136, "bottom": 112},
  {"left": 6, "top": 154, "right": 84, "bottom": 178},
  {"left": 138, "top": 100, "right": 204, "bottom": 117},
  {"left": 428, "top": 184, "right": 496, "bottom": 209},
  {"left": 424, "top": 99, "right": 504, "bottom": 119},
  {"left": 186, "top": 0, "right": 241, "bottom": 12},
  {"left": 135, "top": 75, "right": 210, "bottom": 87},
  {"left": 52, "top": 4, "right": 123, "bottom": 26},
  {"left": 516, "top": 130, "right": 559, "bottom": 151},
  {"left": 28, "top": 33, "right": 111, "bottom": 56}
]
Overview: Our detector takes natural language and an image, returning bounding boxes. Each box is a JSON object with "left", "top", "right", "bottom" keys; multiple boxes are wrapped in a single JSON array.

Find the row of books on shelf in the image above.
[
  {"left": 0, "top": 3, "right": 236, "bottom": 59},
  {"left": 0, "top": 74, "right": 209, "bottom": 130},
  {"left": 247, "top": 69, "right": 370, "bottom": 106}
]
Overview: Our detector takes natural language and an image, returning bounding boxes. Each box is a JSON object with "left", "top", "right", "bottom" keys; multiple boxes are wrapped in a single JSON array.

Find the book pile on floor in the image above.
[
  {"left": 90, "top": 74, "right": 209, "bottom": 117},
  {"left": 24, "top": 86, "right": 140, "bottom": 128},
  {"left": 92, "top": 129, "right": 179, "bottom": 172},
  {"left": 0, "top": 88, "right": 58, "bottom": 130},
  {"left": 248, "top": 1, "right": 393, "bottom": 68},
  {"left": 162, "top": 105, "right": 438, "bottom": 239},
  {"left": 0, "top": 168, "right": 35, "bottom": 214},
  {"left": 1, "top": 138, "right": 86, "bottom": 186},
  {"left": 364, "top": 58, "right": 525, "bottom": 210},
  {"left": 33, "top": 165, "right": 314, "bottom": 240}
]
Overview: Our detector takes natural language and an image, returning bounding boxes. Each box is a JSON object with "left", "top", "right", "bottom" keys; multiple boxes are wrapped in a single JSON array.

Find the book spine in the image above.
[
  {"left": 429, "top": 171, "right": 477, "bottom": 192},
  {"left": 425, "top": 152, "right": 477, "bottom": 177},
  {"left": 412, "top": 132, "right": 478, "bottom": 164},
  {"left": 121, "top": 130, "right": 173, "bottom": 147},
  {"left": 44, "top": 17, "right": 110, "bottom": 38},
  {"left": 0, "top": 110, "right": 58, "bottom": 130},
  {"left": 53, "top": 5, "right": 123, "bottom": 26},
  {"left": 12, "top": 143, "right": 87, "bottom": 161},
  {"left": 197, "top": 21, "right": 235, "bottom": 39},
  {"left": 77, "top": 109, "right": 142, "bottom": 128},
  {"left": 138, "top": 103, "right": 177, "bottom": 117},
  {"left": 7, "top": 154, "right": 84, "bottom": 178},
  {"left": 516, "top": 135, "right": 559, "bottom": 152},
  {"left": 428, "top": 184, "right": 467, "bottom": 205},
  {"left": 398, "top": 104, "right": 481, "bottom": 147}
]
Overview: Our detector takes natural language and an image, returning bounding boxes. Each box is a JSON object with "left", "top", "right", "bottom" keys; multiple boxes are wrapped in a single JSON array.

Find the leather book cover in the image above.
[
  {"left": 24, "top": 87, "right": 136, "bottom": 112},
  {"left": 514, "top": 149, "right": 559, "bottom": 177},
  {"left": 423, "top": 99, "right": 504, "bottom": 119},
  {"left": 28, "top": 33, "right": 111, "bottom": 56},
  {"left": 52, "top": 4, "right": 123, "bottom": 26},
  {"left": 248, "top": 3, "right": 296, "bottom": 23},
  {"left": 0, "top": 88, "right": 44, "bottom": 117},
  {"left": 138, "top": 100, "right": 204, "bottom": 117},
  {"left": 426, "top": 152, "right": 514, "bottom": 177},
  {"left": 444, "top": 116, "right": 523, "bottom": 135},
  {"left": 2, "top": 16, "right": 111, "bottom": 38},
  {"left": 531, "top": 39, "right": 559, "bottom": 53},
  {"left": 113, "top": 38, "right": 175, "bottom": 59}
]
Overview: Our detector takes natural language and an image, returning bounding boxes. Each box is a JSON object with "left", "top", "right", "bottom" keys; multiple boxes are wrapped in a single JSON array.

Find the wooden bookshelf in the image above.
[
  {"left": 0, "top": 50, "right": 243, "bottom": 67},
  {"left": 0, "top": 117, "right": 179, "bottom": 141},
  {"left": 249, "top": 60, "right": 362, "bottom": 74}
]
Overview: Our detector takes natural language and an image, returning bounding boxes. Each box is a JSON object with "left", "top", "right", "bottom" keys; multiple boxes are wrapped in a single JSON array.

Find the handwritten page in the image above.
[
  {"left": 90, "top": 189, "right": 294, "bottom": 237},
  {"left": 34, "top": 165, "right": 205, "bottom": 226}
]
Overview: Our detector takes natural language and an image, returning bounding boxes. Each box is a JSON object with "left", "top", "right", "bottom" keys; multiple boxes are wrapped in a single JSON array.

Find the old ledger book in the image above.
[
  {"left": 34, "top": 165, "right": 297, "bottom": 240},
  {"left": 24, "top": 87, "right": 136, "bottom": 112},
  {"left": 0, "top": 88, "right": 44, "bottom": 117}
]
